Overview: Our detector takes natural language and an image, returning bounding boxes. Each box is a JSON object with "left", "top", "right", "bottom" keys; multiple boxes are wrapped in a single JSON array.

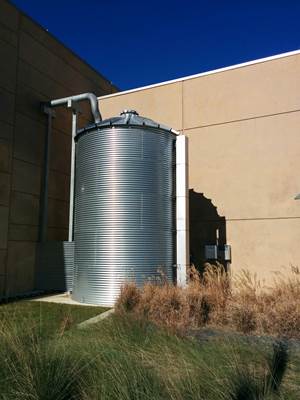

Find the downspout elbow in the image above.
[
  {"left": 50, "top": 92, "right": 102, "bottom": 123},
  {"left": 83, "top": 93, "right": 102, "bottom": 124}
]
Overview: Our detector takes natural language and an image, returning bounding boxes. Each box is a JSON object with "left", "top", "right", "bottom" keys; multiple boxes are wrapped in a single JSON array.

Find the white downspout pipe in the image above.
[
  {"left": 175, "top": 134, "right": 189, "bottom": 286},
  {"left": 41, "top": 92, "right": 102, "bottom": 243},
  {"left": 67, "top": 101, "right": 80, "bottom": 241}
]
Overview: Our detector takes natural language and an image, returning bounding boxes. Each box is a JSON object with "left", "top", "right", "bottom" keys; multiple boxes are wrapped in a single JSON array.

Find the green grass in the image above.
[
  {"left": 0, "top": 300, "right": 107, "bottom": 337},
  {"left": 0, "top": 301, "right": 299, "bottom": 399}
]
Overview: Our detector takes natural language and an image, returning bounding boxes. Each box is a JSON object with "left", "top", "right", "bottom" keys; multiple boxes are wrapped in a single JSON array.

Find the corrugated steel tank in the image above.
[{"left": 71, "top": 110, "right": 176, "bottom": 306}]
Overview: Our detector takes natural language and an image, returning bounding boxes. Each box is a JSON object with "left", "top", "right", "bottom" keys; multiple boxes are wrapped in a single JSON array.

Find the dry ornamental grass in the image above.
[{"left": 116, "top": 264, "right": 300, "bottom": 338}]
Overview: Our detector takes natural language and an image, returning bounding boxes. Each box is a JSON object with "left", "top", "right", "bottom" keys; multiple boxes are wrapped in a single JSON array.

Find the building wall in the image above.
[
  {"left": 0, "top": 0, "right": 117, "bottom": 297},
  {"left": 100, "top": 51, "right": 300, "bottom": 281}
]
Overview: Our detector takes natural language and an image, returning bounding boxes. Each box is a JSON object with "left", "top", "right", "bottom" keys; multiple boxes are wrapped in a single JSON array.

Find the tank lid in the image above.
[
  {"left": 76, "top": 109, "right": 175, "bottom": 137},
  {"left": 120, "top": 109, "right": 139, "bottom": 116}
]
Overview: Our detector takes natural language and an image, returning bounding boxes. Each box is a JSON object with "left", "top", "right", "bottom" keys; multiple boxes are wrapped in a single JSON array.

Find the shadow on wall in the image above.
[
  {"left": 35, "top": 241, "right": 74, "bottom": 292},
  {"left": 189, "top": 189, "right": 227, "bottom": 272}
]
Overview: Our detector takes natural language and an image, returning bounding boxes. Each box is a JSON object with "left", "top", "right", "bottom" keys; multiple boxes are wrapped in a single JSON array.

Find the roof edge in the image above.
[{"left": 98, "top": 49, "right": 300, "bottom": 99}]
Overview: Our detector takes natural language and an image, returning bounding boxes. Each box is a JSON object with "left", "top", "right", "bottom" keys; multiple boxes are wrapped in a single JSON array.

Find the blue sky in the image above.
[{"left": 12, "top": 0, "right": 300, "bottom": 90}]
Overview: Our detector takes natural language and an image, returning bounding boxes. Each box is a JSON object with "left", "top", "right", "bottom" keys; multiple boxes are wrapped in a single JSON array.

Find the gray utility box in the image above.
[
  {"left": 218, "top": 244, "right": 231, "bottom": 262},
  {"left": 205, "top": 245, "right": 218, "bottom": 260},
  {"left": 204, "top": 244, "right": 231, "bottom": 262}
]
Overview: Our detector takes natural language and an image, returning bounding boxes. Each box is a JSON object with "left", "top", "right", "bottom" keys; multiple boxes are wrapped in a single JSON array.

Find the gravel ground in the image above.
[{"left": 189, "top": 327, "right": 300, "bottom": 351}]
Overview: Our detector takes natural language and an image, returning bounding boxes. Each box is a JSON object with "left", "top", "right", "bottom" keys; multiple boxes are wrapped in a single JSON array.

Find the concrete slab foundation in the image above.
[{"left": 30, "top": 292, "right": 101, "bottom": 307}]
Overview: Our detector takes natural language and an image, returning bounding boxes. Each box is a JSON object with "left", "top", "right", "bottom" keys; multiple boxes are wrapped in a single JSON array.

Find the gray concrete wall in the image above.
[{"left": 0, "top": 0, "right": 117, "bottom": 297}]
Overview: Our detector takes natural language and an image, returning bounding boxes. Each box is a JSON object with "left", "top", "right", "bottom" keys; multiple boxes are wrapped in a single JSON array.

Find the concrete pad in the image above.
[
  {"left": 30, "top": 292, "right": 101, "bottom": 307},
  {"left": 31, "top": 293, "right": 114, "bottom": 328},
  {"left": 77, "top": 308, "right": 115, "bottom": 329}
]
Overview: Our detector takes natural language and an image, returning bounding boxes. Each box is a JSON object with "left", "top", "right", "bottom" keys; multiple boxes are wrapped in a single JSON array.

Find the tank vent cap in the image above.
[{"left": 120, "top": 109, "right": 139, "bottom": 116}]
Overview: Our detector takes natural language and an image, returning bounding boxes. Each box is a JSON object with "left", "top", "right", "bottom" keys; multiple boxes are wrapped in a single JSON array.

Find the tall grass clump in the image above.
[
  {"left": 81, "top": 348, "right": 167, "bottom": 400},
  {"left": 227, "top": 270, "right": 262, "bottom": 334},
  {"left": 227, "top": 340, "right": 289, "bottom": 400},
  {"left": 228, "top": 267, "right": 300, "bottom": 338},
  {"left": 0, "top": 321, "right": 83, "bottom": 400},
  {"left": 115, "top": 264, "right": 230, "bottom": 334},
  {"left": 116, "top": 264, "right": 300, "bottom": 338},
  {"left": 115, "top": 282, "right": 141, "bottom": 312}
]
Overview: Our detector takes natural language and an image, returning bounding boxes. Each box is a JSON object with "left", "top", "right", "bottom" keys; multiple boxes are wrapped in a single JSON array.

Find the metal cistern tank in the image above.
[{"left": 71, "top": 110, "right": 176, "bottom": 306}]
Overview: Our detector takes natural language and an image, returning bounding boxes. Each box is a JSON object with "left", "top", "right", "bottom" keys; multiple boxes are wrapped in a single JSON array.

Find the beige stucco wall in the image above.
[
  {"left": 0, "top": 0, "right": 117, "bottom": 297},
  {"left": 100, "top": 52, "right": 300, "bottom": 281}
]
